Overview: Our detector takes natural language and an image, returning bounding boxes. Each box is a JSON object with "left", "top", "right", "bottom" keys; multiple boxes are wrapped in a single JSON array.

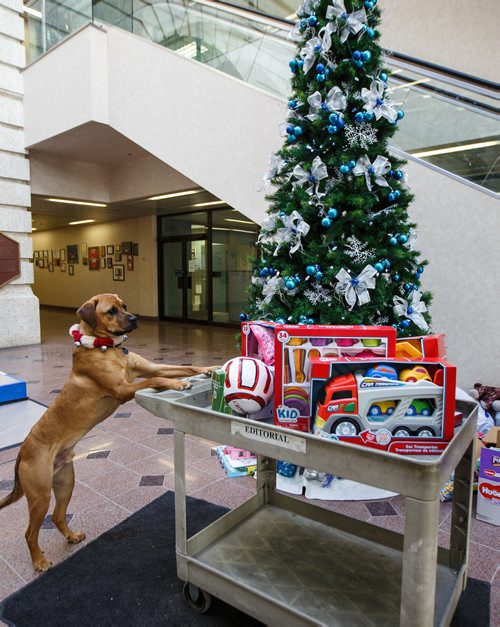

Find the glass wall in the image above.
[{"left": 159, "top": 208, "right": 258, "bottom": 324}]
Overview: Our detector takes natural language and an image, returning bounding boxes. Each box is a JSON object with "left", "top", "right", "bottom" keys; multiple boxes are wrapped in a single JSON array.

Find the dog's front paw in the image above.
[
  {"left": 198, "top": 366, "right": 221, "bottom": 376},
  {"left": 175, "top": 380, "right": 192, "bottom": 391},
  {"left": 33, "top": 556, "right": 52, "bottom": 572}
]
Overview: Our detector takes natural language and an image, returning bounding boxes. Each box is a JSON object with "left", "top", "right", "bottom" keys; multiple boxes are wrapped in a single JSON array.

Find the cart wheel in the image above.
[{"left": 182, "top": 582, "right": 212, "bottom": 613}]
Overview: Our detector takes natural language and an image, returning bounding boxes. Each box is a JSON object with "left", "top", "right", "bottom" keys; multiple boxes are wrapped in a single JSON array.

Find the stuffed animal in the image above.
[{"left": 469, "top": 383, "right": 500, "bottom": 417}]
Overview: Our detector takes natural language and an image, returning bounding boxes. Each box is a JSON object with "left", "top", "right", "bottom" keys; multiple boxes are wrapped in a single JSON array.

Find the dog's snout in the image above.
[{"left": 127, "top": 314, "right": 138, "bottom": 328}]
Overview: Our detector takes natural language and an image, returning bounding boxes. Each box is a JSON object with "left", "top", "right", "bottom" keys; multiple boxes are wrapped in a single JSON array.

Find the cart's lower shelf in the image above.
[{"left": 190, "top": 504, "right": 458, "bottom": 626}]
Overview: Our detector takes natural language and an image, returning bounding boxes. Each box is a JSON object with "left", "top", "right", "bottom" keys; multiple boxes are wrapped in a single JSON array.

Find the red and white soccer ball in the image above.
[{"left": 223, "top": 357, "right": 274, "bottom": 415}]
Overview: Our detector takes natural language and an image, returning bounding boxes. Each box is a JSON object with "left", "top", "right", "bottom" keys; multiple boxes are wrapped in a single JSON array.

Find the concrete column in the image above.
[{"left": 0, "top": 0, "right": 40, "bottom": 347}]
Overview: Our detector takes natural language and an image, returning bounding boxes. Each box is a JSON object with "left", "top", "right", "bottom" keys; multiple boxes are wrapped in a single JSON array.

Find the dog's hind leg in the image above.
[
  {"left": 22, "top": 466, "right": 53, "bottom": 572},
  {"left": 52, "top": 462, "right": 85, "bottom": 544}
]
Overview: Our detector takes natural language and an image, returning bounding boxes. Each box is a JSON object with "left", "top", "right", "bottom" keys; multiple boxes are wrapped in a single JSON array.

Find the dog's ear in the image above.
[{"left": 76, "top": 298, "right": 98, "bottom": 329}]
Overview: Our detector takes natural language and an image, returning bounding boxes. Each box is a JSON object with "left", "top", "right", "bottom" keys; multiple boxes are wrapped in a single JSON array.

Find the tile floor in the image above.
[{"left": 0, "top": 307, "right": 498, "bottom": 622}]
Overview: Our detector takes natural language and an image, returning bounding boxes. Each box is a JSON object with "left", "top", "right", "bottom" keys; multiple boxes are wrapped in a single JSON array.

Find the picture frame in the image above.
[
  {"left": 132, "top": 243, "right": 139, "bottom": 256},
  {"left": 126, "top": 255, "right": 133, "bottom": 271},
  {"left": 107, "top": 257, "right": 113, "bottom": 268},
  {"left": 48, "top": 262, "right": 54, "bottom": 272},
  {"left": 34, "top": 251, "right": 39, "bottom": 259},
  {"left": 42, "top": 250, "right": 48, "bottom": 258},
  {"left": 60, "top": 263, "right": 66, "bottom": 272},
  {"left": 107, "top": 245, "right": 114, "bottom": 255},
  {"left": 82, "top": 243, "right": 88, "bottom": 256},
  {"left": 121, "top": 241, "right": 133, "bottom": 255},
  {"left": 100, "top": 258, "right": 106, "bottom": 269},
  {"left": 115, "top": 244, "right": 121, "bottom": 253},
  {"left": 68, "top": 265, "right": 74, "bottom": 276},
  {"left": 67, "top": 244, "right": 79, "bottom": 264},
  {"left": 112, "top": 264, "right": 125, "bottom": 281},
  {"left": 114, "top": 253, "right": 122, "bottom": 262},
  {"left": 60, "top": 248, "right": 66, "bottom": 261},
  {"left": 88, "top": 246, "right": 100, "bottom": 270},
  {"left": 100, "top": 245, "right": 106, "bottom": 257},
  {"left": 82, "top": 257, "right": 88, "bottom": 266}
]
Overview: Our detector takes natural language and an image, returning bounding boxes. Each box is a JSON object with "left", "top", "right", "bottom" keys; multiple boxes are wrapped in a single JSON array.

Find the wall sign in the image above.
[{"left": 0, "top": 233, "right": 20, "bottom": 288}]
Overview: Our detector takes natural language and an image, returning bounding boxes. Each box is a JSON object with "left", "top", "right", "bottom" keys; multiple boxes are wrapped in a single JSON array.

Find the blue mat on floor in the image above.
[{"left": 0, "top": 492, "right": 490, "bottom": 626}]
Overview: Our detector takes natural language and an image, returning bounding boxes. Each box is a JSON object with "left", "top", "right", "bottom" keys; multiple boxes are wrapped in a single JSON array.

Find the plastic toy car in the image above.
[
  {"left": 368, "top": 400, "right": 396, "bottom": 416},
  {"left": 406, "top": 399, "right": 432, "bottom": 416},
  {"left": 365, "top": 365, "right": 398, "bottom": 380},
  {"left": 399, "top": 366, "right": 432, "bottom": 383}
]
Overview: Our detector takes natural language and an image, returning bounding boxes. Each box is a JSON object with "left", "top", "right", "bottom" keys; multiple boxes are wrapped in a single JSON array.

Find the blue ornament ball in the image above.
[
  {"left": 337, "top": 117, "right": 345, "bottom": 129},
  {"left": 300, "top": 19, "right": 307, "bottom": 29},
  {"left": 328, "top": 113, "right": 338, "bottom": 124},
  {"left": 289, "top": 59, "right": 297, "bottom": 72},
  {"left": 259, "top": 268, "right": 269, "bottom": 277},
  {"left": 364, "top": 112, "right": 374, "bottom": 121},
  {"left": 418, "top": 266, "right": 424, "bottom": 273},
  {"left": 396, "top": 170, "right": 404, "bottom": 180},
  {"left": 321, "top": 217, "right": 332, "bottom": 228},
  {"left": 297, "top": 59, "right": 304, "bottom": 68},
  {"left": 389, "top": 237, "right": 398, "bottom": 246},
  {"left": 276, "top": 318, "right": 286, "bottom": 324},
  {"left": 315, "top": 271, "right": 324, "bottom": 280},
  {"left": 362, "top": 50, "right": 372, "bottom": 62},
  {"left": 285, "top": 279, "right": 296, "bottom": 290},
  {"left": 327, "top": 208, "right": 338, "bottom": 219},
  {"left": 288, "top": 99, "right": 296, "bottom": 109},
  {"left": 354, "top": 59, "right": 364, "bottom": 68},
  {"left": 239, "top": 313, "right": 248, "bottom": 321},
  {"left": 287, "top": 134, "right": 296, "bottom": 143},
  {"left": 374, "top": 262, "right": 384, "bottom": 272},
  {"left": 354, "top": 112, "right": 365, "bottom": 123},
  {"left": 379, "top": 72, "right": 388, "bottom": 82},
  {"left": 306, "top": 265, "right": 316, "bottom": 276},
  {"left": 384, "top": 259, "right": 391, "bottom": 269},
  {"left": 348, "top": 160, "right": 356, "bottom": 169},
  {"left": 316, "top": 63, "right": 325, "bottom": 73},
  {"left": 365, "top": 27, "right": 375, "bottom": 38},
  {"left": 340, "top": 164, "right": 350, "bottom": 174},
  {"left": 352, "top": 50, "right": 362, "bottom": 61},
  {"left": 294, "top": 126, "right": 303, "bottom": 136},
  {"left": 392, "top": 273, "right": 400, "bottom": 282},
  {"left": 398, "top": 234, "right": 408, "bottom": 244},
  {"left": 397, "top": 110, "right": 405, "bottom": 120},
  {"left": 401, "top": 319, "right": 411, "bottom": 328},
  {"left": 327, "top": 124, "right": 338, "bottom": 134},
  {"left": 308, "top": 15, "right": 317, "bottom": 26},
  {"left": 394, "top": 190, "right": 401, "bottom": 198},
  {"left": 387, "top": 192, "right": 396, "bottom": 202},
  {"left": 286, "top": 124, "right": 295, "bottom": 135},
  {"left": 364, "top": 0, "right": 374, "bottom": 8},
  {"left": 316, "top": 73, "right": 326, "bottom": 82}
]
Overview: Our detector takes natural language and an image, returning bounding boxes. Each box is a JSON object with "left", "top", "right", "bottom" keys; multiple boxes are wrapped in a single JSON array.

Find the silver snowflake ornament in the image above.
[
  {"left": 344, "top": 235, "right": 376, "bottom": 265},
  {"left": 344, "top": 122, "right": 378, "bottom": 150}
]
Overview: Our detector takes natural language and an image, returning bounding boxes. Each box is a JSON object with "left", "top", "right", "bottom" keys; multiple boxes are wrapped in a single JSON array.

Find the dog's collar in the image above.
[{"left": 69, "top": 324, "right": 129, "bottom": 354}]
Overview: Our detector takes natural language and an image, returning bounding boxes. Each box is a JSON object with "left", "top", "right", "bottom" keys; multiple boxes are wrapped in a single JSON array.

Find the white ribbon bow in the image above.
[
  {"left": 252, "top": 275, "right": 286, "bottom": 304},
  {"left": 361, "top": 80, "right": 398, "bottom": 123},
  {"left": 335, "top": 265, "right": 377, "bottom": 310},
  {"left": 263, "top": 154, "right": 285, "bottom": 189},
  {"left": 352, "top": 155, "right": 391, "bottom": 191},
  {"left": 325, "top": 0, "right": 367, "bottom": 43},
  {"left": 300, "top": 34, "right": 333, "bottom": 74},
  {"left": 307, "top": 86, "right": 347, "bottom": 120},
  {"left": 393, "top": 291, "right": 429, "bottom": 331},
  {"left": 259, "top": 211, "right": 310, "bottom": 256},
  {"left": 292, "top": 156, "right": 328, "bottom": 197}
]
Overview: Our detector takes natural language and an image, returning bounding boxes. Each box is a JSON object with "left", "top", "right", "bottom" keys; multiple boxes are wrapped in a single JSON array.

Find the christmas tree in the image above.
[{"left": 244, "top": 0, "right": 431, "bottom": 336}]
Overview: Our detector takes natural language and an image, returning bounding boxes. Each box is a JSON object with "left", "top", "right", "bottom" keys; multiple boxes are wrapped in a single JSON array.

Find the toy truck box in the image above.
[
  {"left": 477, "top": 445, "right": 500, "bottom": 526},
  {"left": 271, "top": 324, "right": 396, "bottom": 432},
  {"left": 309, "top": 356, "right": 457, "bottom": 455}
]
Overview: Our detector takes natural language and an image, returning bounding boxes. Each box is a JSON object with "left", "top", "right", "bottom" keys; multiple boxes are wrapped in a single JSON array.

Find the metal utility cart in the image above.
[{"left": 136, "top": 378, "right": 477, "bottom": 626}]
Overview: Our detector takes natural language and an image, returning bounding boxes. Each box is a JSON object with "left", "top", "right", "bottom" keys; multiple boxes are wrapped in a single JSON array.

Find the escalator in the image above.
[{"left": 23, "top": 0, "right": 499, "bottom": 194}]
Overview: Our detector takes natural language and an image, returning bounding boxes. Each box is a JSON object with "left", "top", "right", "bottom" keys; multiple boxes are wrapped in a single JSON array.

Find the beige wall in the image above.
[
  {"left": 32, "top": 215, "right": 158, "bottom": 316},
  {"left": 379, "top": 0, "right": 499, "bottom": 82}
]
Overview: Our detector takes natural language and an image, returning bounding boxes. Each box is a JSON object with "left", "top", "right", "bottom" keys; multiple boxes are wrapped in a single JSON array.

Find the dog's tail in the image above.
[{"left": 0, "top": 454, "right": 24, "bottom": 509}]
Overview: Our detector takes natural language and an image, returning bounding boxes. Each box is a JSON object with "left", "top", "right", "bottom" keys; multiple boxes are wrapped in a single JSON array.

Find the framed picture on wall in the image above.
[
  {"left": 34, "top": 251, "right": 39, "bottom": 259},
  {"left": 68, "top": 265, "right": 74, "bottom": 276},
  {"left": 82, "top": 258, "right": 88, "bottom": 266},
  {"left": 107, "top": 257, "right": 112, "bottom": 268},
  {"left": 100, "top": 258, "right": 106, "bottom": 269},
  {"left": 126, "top": 255, "right": 133, "bottom": 271},
  {"left": 42, "top": 250, "right": 48, "bottom": 258},
  {"left": 132, "top": 243, "right": 139, "bottom": 256},
  {"left": 112, "top": 264, "right": 125, "bottom": 281},
  {"left": 48, "top": 262, "right": 54, "bottom": 272},
  {"left": 88, "top": 246, "right": 100, "bottom": 270},
  {"left": 82, "top": 243, "right": 88, "bottom": 256},
  {"left": 100, "top": 246, "right": 106, "bottom": 257},
  {"left": 107, "top": 245, "right": 114, "bottom": 255},
  {"left": 115, "top": 244, "right": 121, "bottom": 253},
  {"left": 67, "top": 244, "right": 79, "bottom": 264},
  {"left": 61, "top": 263, "right": 66, "bottom": 272},
  {"left": 60, "top": 248, "right": 66, "bottom": 261},
  {"left": 114, "top": 253, "right": 121, "bottom": 262},
  {"left": 121, "top": 241, "right": 133, "bottom": 254}
]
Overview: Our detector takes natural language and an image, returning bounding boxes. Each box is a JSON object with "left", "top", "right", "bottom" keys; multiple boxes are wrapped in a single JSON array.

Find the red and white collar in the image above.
[{"left": 69, "top": 324, "right": 128, "bottom": 353}]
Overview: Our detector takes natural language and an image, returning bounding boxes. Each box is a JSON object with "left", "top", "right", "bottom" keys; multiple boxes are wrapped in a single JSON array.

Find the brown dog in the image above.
[{"left": 0, "top": 294, "right": 213, "bottom": 571}]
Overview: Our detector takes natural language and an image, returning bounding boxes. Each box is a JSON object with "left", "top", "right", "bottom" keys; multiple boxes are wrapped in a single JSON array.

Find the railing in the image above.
[{"left": 23, "top": 0, "right": 499, "bottom": 195}]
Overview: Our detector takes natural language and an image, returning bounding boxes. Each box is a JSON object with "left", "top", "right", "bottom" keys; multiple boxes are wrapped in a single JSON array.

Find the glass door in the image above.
[{"left": 161, "top": 237, "right": 208, "bottom": 322}]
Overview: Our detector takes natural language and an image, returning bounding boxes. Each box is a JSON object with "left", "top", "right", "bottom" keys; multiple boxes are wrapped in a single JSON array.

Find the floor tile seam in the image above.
[
  {"left": 73, "top": 480, "right": 138, "bottom": 515},
  {"left": 469, "top": 538, "right": 500, "bottom": 555},
  {"left": 0, "top": 553, "right": 28, "bottom": 586}
]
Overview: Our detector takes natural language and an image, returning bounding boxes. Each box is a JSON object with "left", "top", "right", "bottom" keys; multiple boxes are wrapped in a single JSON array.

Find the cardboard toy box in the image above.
[
  {"left": 271, "top": 324, "right": 396, "bottom": 432},
  {"left": 395, "top": 334, "right": 446, "bottom": 360},
  {"left": 309, "top": 356, "right": 456, "bottom": 455},
  {"left": 477, "top": 438, "right": 500, "bottom": 526}
]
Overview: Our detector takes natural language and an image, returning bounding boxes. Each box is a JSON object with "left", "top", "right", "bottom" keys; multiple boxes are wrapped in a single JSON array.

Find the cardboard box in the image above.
[
  {"left": 272, "top": 324, "right": 396, "bottom": 432},
  {"left": 210, "top": 369, "right": 234, "bottom": 415},
  {"left": 309, "top": 356, "right": 456, "bottom": 455},
  {"left": 477, "top": 446, "right": 500, "bottom": 526},
  {"left": 0, "top": 372, "right": 27, "bottom": 404},
  {"left": 395, "top": 334, "right": 446, "bottom": 360}
]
